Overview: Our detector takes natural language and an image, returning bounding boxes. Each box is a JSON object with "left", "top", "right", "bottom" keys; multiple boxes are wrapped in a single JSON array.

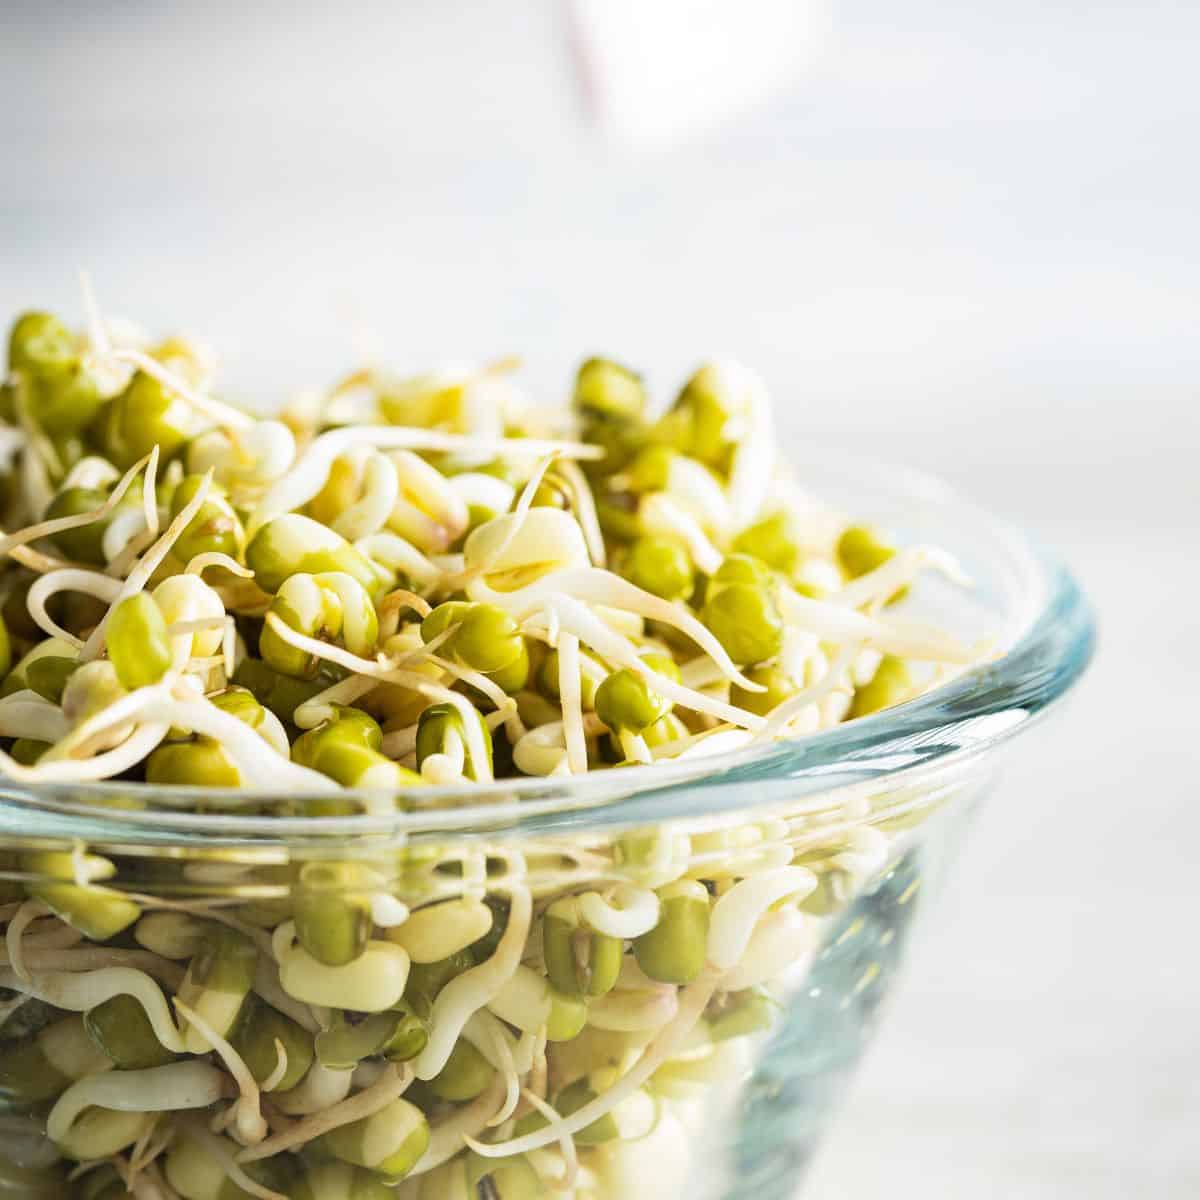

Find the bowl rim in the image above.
[{"left": 0, "top": 445, "right": 1096, "bottom": 848}]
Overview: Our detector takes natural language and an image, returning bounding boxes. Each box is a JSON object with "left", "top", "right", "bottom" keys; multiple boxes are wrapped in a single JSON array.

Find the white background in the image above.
[{"left": 2, "top": 2, "right": 1197, "bottom": 1195}]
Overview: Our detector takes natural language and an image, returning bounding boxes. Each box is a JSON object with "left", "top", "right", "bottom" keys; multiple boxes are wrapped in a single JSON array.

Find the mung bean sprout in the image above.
[{"left": 0, "top": 306, "right": 986, "bottom": 1196}]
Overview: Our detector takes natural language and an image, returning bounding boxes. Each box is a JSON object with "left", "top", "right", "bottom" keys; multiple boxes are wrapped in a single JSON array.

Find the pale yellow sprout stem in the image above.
[
  {"left": 331, "top": 448, "right": 400, "bottom": 541},
  {"left": 184, "top": 551, "right": 254, "bottom": 578},
  {"left": 519, "top": 1088, "right": 580, "bottom": 1190},
  {"left": 761, "top": 644, "right": 859, "bottom": 738},
  {"left": 5, "top": 899, "right": 49, "bottom": 983},
  {"left": 7, "top": 542, "right": 76, "bottom": 574},
  {"left": 650, "top": 726, "right": 754, "bottom": 761},
  {"left": 0, "top": 691, "right": 71, "bottom": 742},
  {"left": 577, "top": 886, "right": 660, "bottom": 940},
  {"left": 354, "top": 531, "right": 441, "bottom": 590},
  {"left": 43, "top": 680, "right": 170, "bottom": 762},
  {"left": 251, "top": 427, "right": 602, "bottom": 535},
  {"left": 272, "top": 1062, "right": 354, "bottom": 1117},
  {"left": 253, "top": 957, "right": 321, "bottom": 1034},
  {"left": 47, "top": 1062, "right": 229, "bottom": 1146},
  {"left": 103, "top": 348, "right": 254, "bottom": 431},
  {"left": 269, "top": 919, "right": 296, "bottom": 966},
  {"left": 414, "top": 884, "right": 532, "bottom": 1080},
  {"left": 512, "top": 722, "right": 569, "bottom": 777},
  {"left": 26, "top": 566, "right": 122, "bottom": 648},
  {"left": 63, "top": 456, "right": 121, "bottom": 491},
  {"left": 141, "top": 442, "right": 160, "bottom": 538},
  {"left": 410, "top": 1075, "right": 507, "bottom": 1175},
  {"left": 104, "top": 518, "right": 156, "bottom": 578},
  {"left": 261, "top": 612, "right": 427, "bottom": 681},
  {"left": 619, "top": 730, "right": 652, "bottom": 764},
  {"left": 835, "top": 547, "right": 974, "bottom": 609},
  {"left": 236, "top": 1062, "right": 413, "bottom": 1164},
  {"left": 131, "top": 896, "right": 273, "bottom": 960},
  {"left": 455, "top": 452, "right": 557, "bottom": 590},
  {"left": 380, "top": 587, "right": 433, "bottom": 619},
  {"left": 425, "top": 651, "right": 525, "bottom": 746},
  {"left": 0, "top": 721, "right": 170, "bottom": 783},
  {"left": 130, "top": 1123, "right": 161, "bottom": 1178},
  {"left": 178, "top": 1121, "right": 287, "bottom": 1200},
  {"left": 0, "top": 448, "right": 158, "bottom": 560},
  {"left": 557, "top": 631, "right": 588, "bottom": 775},
  {"left": 174, "top": 998, "right": 266, "bottom": 1147},
  {"left": 129, "top": 1114, "right": 169, "bottom": 1176},
  {"left": 533, "top": 594, "right": 766, "bottom": 730},
  {"left": 587, "top": 985, "right": 678, "bottom": 1032},
  {"left": 780, "top": 586, "right": 973, "bottom": 663},
  {"left": 260, "top": 614, "right": 492, "bottom": 780},
  {"left": 0, "top": 951, "right": 184, "bottom": 987},
  {"left": 12, "top": 916, "right": 82, "bottom": 951},
  {"left": 146, "top": 691, "right": 336, "bottom": 792},
  {"left": 470, "top": 567, "right": 762, "bottom": 691},
  {"left": 558, "top": 457, "right": 606, "bottom": 568},
  {"left": 425, "top": 654, "right": 512, "bottom": 713},
  {"left": 721, "top": 908, "right": 810, "bottom": 991},
  {"left": 294, "top": 674, "right": 380, "bottom": 730},
  {"left": 380, "top": 723, "right": 418, "bottom": 758},
  {"left": 167, "top": 616, "right": 227, "bottom": 638},
  {"left": 706, "top": 866, "right": 817, "bottom": 970},
  {"left": 80, "top": 471, "right": 214, "bottom": 662},
  {"left": 468, "top": 973, "right": 719, "bottom": 1159},
  {"left": 639, "top": 493, "right": 723, "bottom": 575},
  {"left": 0, "top": 966, "right": 188, "bottom": 1052},
  {"left": 134, "top": 1162, "right": 179, "bottom": 1200},
  {"left": 475, "top": 1015, "right": 521, "bottom": 1127}
]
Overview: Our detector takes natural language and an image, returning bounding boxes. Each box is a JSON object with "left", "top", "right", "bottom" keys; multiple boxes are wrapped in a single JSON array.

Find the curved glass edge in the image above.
[
  {"left": 580, "top": 554, "right": 1095, "bottom": 829},
  {"left": 0, "top": 545, "right": 1095, "bottom": 850}
]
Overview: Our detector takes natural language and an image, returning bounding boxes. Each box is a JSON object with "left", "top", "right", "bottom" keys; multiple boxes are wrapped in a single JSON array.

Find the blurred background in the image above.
[{"left": 2, "top": 1, "right": 1197, "bottom": 1196}]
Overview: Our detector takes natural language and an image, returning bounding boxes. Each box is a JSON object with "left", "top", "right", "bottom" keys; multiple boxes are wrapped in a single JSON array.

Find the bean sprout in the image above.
[
  {"left": 251, "top": 427, "right": 602, "bottom": 534},
  {"left": 468, "top": 974, "right": 718, "bottom": 1159},
  {"left": 237, "top": 1062, "right": 412, "bottom": 1163},
  {"left": 79, "top": 471, "right": 215, "bottom": 662},
  {"left": 48, "top": 1062, "right": 229, "bottom": 1146},
  {"left": 706, "top": 866, "right": 817, "bottom": 970},
  {"left": 415, "top": 885, "right": 532, "bottom": 1079},
  {"left": 0, "top": 317, "right": 989, "bottom": 1194}
]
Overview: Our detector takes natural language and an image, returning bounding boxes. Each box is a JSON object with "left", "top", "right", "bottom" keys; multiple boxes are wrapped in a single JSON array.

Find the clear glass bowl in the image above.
[{"left": 0, "top": 448, "right": 1094, "bottom": 1200}]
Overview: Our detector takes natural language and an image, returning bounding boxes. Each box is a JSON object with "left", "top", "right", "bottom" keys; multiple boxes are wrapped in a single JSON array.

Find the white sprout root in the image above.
[
  {"left": 250, "top": 426, "right": 603, "bottom": 534},
  {"left": 47, "top": 1062, "right": 229, "bottom": 1145},
  {"left": 467, "top": 973, "right": 719, "bottom": 1159},
  {"left": 414, "top": 885, "right": 532, "bottom": 1080},
  {"left": 173, "top": 997, "right": 267, "bottom": 1146},
  {"left": 236, "top": 1062, "right": 413, "bottom": 1163},
  {"left": 80, "top": 469, "right": 215, "bottom": 663},
  {"left": 0, "top": 966, "right": 188, "bottom": 1052}
]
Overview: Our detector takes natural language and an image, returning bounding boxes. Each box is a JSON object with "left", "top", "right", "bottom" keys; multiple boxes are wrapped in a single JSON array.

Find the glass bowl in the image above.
[{"left": 0, "top": 447, "right": 1094, "bottom": 1200}]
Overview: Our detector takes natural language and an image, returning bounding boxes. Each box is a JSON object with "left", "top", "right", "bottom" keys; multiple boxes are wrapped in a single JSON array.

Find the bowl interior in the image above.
[{"left": 0, "top": 443, "right": 1094, "bottom": 848}]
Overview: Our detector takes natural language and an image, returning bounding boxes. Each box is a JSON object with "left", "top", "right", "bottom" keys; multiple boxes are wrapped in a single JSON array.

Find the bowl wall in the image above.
[{"left": 0, "top": 750, "right": 996, "bottom": 1198}]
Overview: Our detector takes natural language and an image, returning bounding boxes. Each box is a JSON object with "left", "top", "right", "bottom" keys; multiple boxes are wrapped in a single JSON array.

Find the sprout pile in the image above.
[{"left": 0, "top": 304, "right": 980, "bottom": 1198}]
